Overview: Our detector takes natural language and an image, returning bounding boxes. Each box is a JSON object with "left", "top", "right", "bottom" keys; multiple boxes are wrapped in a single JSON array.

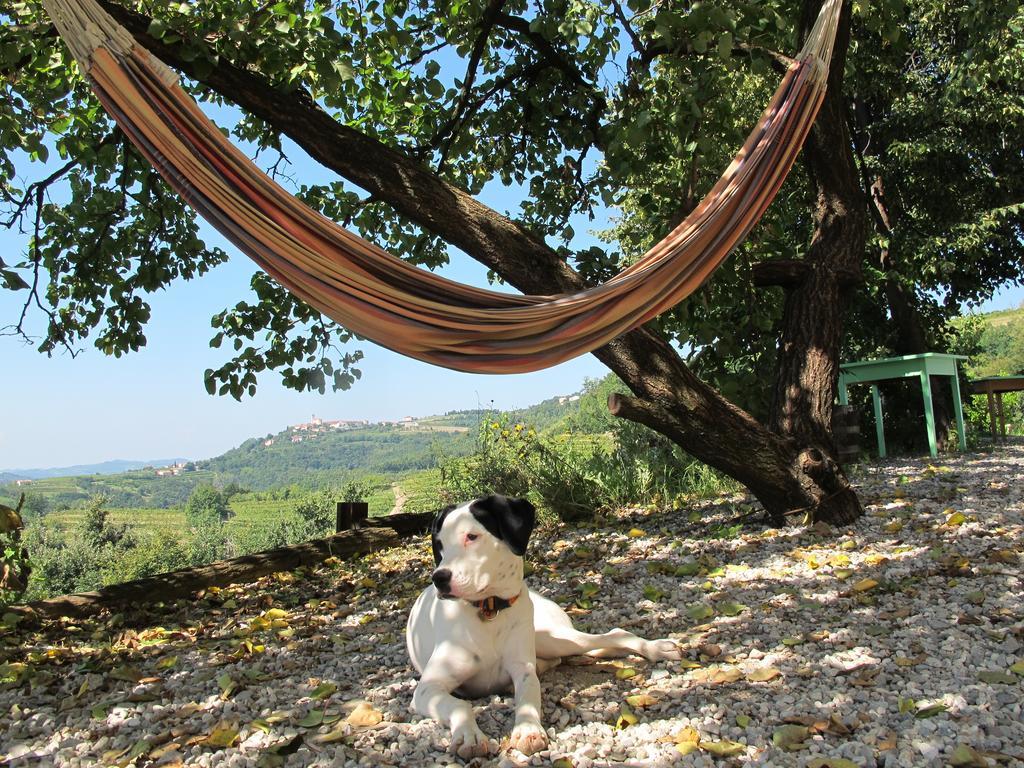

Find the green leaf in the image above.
[
  {"left": 298, "top": 709, "right": 324, "bottom": 727},
  {"left": 687, "top": 603, "right": 714, "bottom": 621},
  {"left": 718, "top": 32, "right": 733, "bottom": 60}
]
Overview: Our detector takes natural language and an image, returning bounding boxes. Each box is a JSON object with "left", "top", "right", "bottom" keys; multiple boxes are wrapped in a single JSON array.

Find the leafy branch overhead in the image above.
[{"left": 2, "top": 0, "right": 1020, "bottom": 401}]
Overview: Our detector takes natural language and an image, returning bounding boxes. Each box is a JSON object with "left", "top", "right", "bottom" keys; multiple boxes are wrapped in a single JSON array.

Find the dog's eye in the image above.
[{"left": 466, "top": 534, "right": 478, "bottom": 542}]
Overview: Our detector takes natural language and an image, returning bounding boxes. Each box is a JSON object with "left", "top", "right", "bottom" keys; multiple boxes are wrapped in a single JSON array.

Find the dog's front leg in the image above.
[
  {"left": 504, "top": 658, "right": 548, "bottom": 756},
  {"left": 413, "top": 645, "right": 493, "bottom": 759}
]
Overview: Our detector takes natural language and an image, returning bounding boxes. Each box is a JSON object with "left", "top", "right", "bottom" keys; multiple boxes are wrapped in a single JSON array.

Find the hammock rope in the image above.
[{"left": 41, "top": 0, "right": 843, "bottom": 373}]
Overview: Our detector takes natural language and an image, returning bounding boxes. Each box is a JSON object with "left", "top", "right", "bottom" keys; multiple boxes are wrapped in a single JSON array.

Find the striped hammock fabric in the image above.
[{"left": 42, "top": 0, "right": 842, "bottom": 374}]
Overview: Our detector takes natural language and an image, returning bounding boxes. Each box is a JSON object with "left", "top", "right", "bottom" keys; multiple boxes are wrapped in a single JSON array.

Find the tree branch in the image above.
[{"left": 434, "top": 0, "right": 509, "bottom": 171}]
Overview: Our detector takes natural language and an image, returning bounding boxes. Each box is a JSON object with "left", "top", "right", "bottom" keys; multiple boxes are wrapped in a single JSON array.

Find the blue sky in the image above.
[
  {"left": 0, "top": 221, "right": 609, "bottom": 470},
  {"left": 2, "top": 104, "right": 1021, "bottom": 471}
]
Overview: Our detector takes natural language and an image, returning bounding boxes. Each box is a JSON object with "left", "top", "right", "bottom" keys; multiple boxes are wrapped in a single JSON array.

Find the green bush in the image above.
[
  {"left": 184, "top": 485, "right": 233, "bottom": 527},
  {"left": 437, "top": 409, "right": 733, "bottom": 521}
]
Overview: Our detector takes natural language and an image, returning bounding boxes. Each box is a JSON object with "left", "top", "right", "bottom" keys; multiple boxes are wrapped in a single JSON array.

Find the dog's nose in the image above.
[{"left": 432, "top": 568, "right": 452, "bottom": 591}]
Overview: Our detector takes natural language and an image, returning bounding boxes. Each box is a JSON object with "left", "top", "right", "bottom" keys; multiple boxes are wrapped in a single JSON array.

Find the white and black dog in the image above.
[{"left": 406, "top": 494, "right": 681, "bottom": 758}]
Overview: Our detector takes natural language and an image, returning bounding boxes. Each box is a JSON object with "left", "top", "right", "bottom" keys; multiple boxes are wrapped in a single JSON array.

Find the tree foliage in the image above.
[{"left": 3, "top": 0, "right": 1018, "bottom": 405}]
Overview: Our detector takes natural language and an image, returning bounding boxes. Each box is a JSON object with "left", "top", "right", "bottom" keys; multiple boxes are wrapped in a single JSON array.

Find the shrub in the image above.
[
  {"left": 438, "top": 407, "right": 736, "bottom": 521},
  {"left": 184, "top": 485, "right": 233, "bottom": 527}
]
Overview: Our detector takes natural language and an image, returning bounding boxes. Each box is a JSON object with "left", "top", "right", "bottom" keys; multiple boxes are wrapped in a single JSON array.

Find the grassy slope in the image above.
[{"left": 3, "top": 394, "right": 583, "bottom": 544}]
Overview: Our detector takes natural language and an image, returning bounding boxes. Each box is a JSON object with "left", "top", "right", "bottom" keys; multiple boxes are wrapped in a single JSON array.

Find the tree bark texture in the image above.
[
  {"left": 86, "top": 0, "right": 864, "bottom": 525},
  {"left": 8, "top": 512, "right": 435, "bottom": 619},
  {"left": 762, "top": 0, "right": 867, "bottom": 524}
]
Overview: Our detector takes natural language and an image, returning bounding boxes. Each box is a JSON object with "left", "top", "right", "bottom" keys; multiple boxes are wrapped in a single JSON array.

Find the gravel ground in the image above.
[{"left": 2, "top": 445, "right": 1023, "bottom": 768}]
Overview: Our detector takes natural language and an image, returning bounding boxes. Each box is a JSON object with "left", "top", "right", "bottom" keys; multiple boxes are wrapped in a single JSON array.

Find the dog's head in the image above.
[{"left": 430, "top": 494, "right": 536, "bottom": 601}]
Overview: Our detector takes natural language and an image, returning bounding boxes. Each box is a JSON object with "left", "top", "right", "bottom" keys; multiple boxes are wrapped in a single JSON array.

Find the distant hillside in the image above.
[
  {"left": 0, "top": 458, "right": 187, "bottom": 480},
  {"left": 0, "top": 390, "right": 586, "bottom": 510},
  {"left": 200, "top": 423, "right": 476, "bottom": 490},
  {"left": 956, "top": 304, "right": 1024, "bottom": 377}
]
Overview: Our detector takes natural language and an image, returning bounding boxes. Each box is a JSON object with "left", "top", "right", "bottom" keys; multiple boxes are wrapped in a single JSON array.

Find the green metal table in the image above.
[{"left": 837, "top": 353, "right": 968, "bottom": 458}]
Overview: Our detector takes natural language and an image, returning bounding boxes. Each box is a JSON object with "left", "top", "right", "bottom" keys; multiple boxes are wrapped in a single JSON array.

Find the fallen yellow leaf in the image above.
[
  {"left": 700, "top": 739, "right": 746, "bottom": 757},
  {"left": 746, "top": 667, "right": 782, "bottom": 682},
  {"left": 625, "top": 693, "right": 658, "bottom": 708},
  {"left": 201, "top": 723, "right": 240, "bottom": 749},
  {"left": 346, "top": 701, "right": 383, "bottom": 727},
  {"left": 945, "top": 511, "right": 968, "bottom": 526},
  {"left": 851, "top": 578, "right": 879, "bottom": 593}
]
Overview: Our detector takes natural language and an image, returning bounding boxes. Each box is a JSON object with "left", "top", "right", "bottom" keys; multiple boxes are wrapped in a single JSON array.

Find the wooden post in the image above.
[{"left": 336, "top": 501, "right": 369, "bottom": 532}]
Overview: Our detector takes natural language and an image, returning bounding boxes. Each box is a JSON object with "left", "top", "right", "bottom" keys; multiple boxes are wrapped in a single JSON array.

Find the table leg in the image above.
[
  {"left": 921, "top": 373, "right": 938, "bottom": 458},
  {"left": 950, "top": 373, "right": 967, "bottom": 451},
  {"left": 987, "top": 392, "right": 998, "bottom": 441},
  {"left": 871, "top": 384, "right": 886, "bottom": 458},
  {"left": 996, "top": 392, "right": 1007, "bottom": 440}
]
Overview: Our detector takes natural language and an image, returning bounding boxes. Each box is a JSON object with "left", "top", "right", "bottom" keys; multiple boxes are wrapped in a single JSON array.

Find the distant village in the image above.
[{"left": 265, "top": 414, "right": 422, "bottom": 446}]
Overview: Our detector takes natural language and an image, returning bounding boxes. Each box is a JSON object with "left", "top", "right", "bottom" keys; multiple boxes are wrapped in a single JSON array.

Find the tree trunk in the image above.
[
  {"left": 90, "top": 0, "right": 864, "bottom": 525},
  {"left": 758, "top": 0, "right": 866, "bottom": 525}
]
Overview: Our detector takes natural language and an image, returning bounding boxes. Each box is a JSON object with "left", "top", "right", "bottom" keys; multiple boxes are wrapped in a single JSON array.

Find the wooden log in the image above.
[{"left": 8, "top": 511, "right": 435, "bottom": 619}]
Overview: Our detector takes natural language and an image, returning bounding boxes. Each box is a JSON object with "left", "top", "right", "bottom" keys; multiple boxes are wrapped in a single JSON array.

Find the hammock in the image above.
[{"left": 41, "top": 0, "right": 842, "bottom": 374}]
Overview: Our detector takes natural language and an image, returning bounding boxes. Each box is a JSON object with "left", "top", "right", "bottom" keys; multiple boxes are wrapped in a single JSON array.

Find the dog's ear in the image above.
[
  {"left": 470, "top": 495, "right": 536, "bottom": 556},
  {"left": 431, "top": 505, "right": 454, "bottom": 567}
]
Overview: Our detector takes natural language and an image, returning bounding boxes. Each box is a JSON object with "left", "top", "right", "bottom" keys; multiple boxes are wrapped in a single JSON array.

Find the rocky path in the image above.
[{"left": 1, "top": 446, "right": 1022, "bottom": 767}]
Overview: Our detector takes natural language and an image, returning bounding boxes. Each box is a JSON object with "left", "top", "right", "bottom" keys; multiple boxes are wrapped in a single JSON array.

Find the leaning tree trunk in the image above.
[{"left": 92, "top": 0, "right": 864, "bottom": 525}]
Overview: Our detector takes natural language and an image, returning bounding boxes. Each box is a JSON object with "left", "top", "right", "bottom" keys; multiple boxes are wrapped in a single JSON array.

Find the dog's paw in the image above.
[
  {"left": 643, "top": 638, "right": 683, "bottom": 661},
  {"left": 450, "top": 723, "right": 494, "bottom": 759},
  {"left": 508, "top": 721, "right": 548, "bottom": 756}
]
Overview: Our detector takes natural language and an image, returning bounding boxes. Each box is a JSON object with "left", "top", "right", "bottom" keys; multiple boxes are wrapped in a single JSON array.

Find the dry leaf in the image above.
[
  {"left": 625, "top": 693, "right": 658, "bottom": 708},
  {"left": 978, "top": 670, "right": 1017, "bottom": 685},
  {"left": 674, "top": 726, "right": 700, "bottom": 744},
  {"left": 700, "top": 739, "right": 746, "bottom": 757},
  {"left": 201, "top": 723, "right": 240, "bottom": 749},
  {"left": 772, "top": 724, "right": 809, "bottom": 750},
  {"left": 851, "top": 578, "right": 879, "bottom": 593},
  {"left": 945, "top": 511, "right": 968, "bottom": 527},
  {"left": 710, "top": 667, "right": 742, "bottom": 685},
  {"left": 315, "top": 724, "right": 351, "bottom": 744},
  {"left": 948, "top": 744, "right": 991, "bottom": 767},
  {"left": 747, "top": 667, "right": 782, "bottom": 682},
  {"left": 616, "top": 702, "right": 639, "bottom": 729},
  {"left": 345, "top": 701, "right": 383, "bottom": 727}
]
